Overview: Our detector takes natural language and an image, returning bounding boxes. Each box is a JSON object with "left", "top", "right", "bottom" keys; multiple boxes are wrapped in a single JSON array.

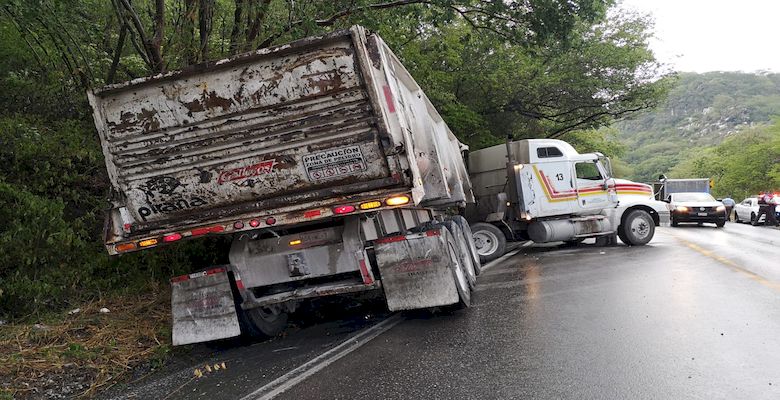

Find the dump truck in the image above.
[
  {"left": 652, "top": 178, "right": 711, "bottom": 201},
  {"left": 466, "top": 139, "right": 671, "bottom": 262},
  {"left": 88, "top": 26, "right": 480, "bottom": 345}
]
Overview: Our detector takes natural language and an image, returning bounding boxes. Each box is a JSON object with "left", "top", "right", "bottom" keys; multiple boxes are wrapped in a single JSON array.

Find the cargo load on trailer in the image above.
[
  {"left": 652, "top": 177, "right": 711, "bottom": 201},
  {"left": 89, "top": 26, "right": 479, "bottom": 345}
]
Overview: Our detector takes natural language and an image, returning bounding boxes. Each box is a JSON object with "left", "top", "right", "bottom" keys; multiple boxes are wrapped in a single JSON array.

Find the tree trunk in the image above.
[
  {"left": 245, "top": 0, "right": 271, "bottom": 50},
  {"left": 229, "top": 0, "right": 245, "bottom": 53},
  {"left": 183, "top": 0, "right": 198, "bottom": 65},
  {"left": 107, "top": 24, "right": 128, "bottom": 83},
  {"left": 198, "top": 0, "right": 214, "bottom": 61},
  {"left": 151, "top": 0, "right": 165, "bottom": 72}
]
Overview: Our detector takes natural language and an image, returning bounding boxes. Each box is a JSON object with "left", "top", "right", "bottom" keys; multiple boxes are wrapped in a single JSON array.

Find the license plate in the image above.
[{"left": 697, "top": 212, "right": 707, "bottom": 216}]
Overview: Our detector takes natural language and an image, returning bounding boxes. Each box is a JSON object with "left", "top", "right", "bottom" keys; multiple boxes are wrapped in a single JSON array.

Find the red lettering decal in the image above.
[{"left": 217, "top": 159, "right": 277, "bottom": 184}]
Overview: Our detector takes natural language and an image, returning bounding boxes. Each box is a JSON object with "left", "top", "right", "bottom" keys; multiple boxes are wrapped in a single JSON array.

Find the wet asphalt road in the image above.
[{"left": 107, "top": 222, "right": 780, "bottom": 400}]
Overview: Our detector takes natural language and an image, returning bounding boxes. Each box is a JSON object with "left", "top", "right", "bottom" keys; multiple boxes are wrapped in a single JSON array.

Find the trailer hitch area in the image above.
[{"left": 287, "top": 252, "right": 310, "bottom": 277}]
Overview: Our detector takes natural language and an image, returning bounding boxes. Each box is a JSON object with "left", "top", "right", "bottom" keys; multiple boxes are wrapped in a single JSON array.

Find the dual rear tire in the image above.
[{"left": 442, "top": 224, "right": 472, "bottom": 309}]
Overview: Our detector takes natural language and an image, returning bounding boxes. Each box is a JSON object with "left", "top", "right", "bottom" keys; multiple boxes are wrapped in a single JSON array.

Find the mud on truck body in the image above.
[
  {"left": 466, "top": 139, "right": 671, "bottom": 262},
  {"left": 88, "top": 26, "right": 480, "bottom": 345}
]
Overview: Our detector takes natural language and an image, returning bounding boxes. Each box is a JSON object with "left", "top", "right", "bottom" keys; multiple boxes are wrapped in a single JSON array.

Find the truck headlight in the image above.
[{"left": 675, "top": 206, "right": 689, "bottom": 212}]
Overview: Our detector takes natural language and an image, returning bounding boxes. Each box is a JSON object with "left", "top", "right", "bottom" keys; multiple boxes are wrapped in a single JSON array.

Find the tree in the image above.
[{"left": 382, "top": 8, "right": 671, "bottom": 147}]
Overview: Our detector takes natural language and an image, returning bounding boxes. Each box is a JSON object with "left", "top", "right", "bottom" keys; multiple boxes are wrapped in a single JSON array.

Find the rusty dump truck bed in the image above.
[{"left": 89, "top": 26, "right": 473, "bottom": 253}]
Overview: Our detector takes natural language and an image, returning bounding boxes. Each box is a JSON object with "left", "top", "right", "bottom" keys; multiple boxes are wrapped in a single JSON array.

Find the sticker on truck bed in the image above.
[
  {"left": 217, "top": 159, "right": 277, "bottom": 185},
  {"left": 303, "top": 145, "right": 367, "bottom": 181}
]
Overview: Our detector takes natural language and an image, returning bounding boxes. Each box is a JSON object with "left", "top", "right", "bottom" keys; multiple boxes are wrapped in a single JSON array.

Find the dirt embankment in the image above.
[{"left": 0, "top": 287, "right": 172, "bottom": 399}]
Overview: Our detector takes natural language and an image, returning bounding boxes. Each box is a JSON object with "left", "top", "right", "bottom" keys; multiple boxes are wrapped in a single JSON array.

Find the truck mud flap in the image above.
[
  {"left": 374, "top": 227, "right": 459, "bottom": 311},
  {"left": 171, "top": 266, "right": 241, "bottom": 346}
]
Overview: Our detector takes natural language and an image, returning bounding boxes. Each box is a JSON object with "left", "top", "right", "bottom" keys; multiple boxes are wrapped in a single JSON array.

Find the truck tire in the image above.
[
  {"left": 618, "top": 209, "right": 655, "bottom": 246},
  {"left": 452, "top": 215, "right": 482, "bottom": 276},
  {"left": 444, "top": 226, "right": 471, "bottom": 309},
  {"left": 444, "top": 221, "right": 477, "bottom": 289},
  {"left": 471, "top": 223, "right": 506, "bottom": 263},
  {"left": 245, "top": 307, "right": 288, "bottom": 338}
]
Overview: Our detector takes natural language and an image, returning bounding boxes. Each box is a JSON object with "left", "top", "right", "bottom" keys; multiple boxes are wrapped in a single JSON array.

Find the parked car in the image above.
[
  {"left": 667, "top": 192, "right": 727, "bottom": 227},
  {"left": 734, "top": 195, "right": 780, "bottom": 225}
]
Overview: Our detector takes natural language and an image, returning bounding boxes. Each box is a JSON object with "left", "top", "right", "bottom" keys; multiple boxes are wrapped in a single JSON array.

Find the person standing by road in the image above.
[{"left": 754, "top": 191, "right": 779, "bottom": 226}]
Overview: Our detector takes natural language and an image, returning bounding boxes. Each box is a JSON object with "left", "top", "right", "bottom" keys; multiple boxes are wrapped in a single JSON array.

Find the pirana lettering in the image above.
[{"left": 138, "top": 197, "right": 208, "bottom": 221}]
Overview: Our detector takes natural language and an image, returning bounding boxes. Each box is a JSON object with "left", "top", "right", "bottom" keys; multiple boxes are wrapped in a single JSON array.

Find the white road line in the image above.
[
  {"left": 240, "top": 314, "right": 404, "bottom": 400},
  {"left": 479, "top": 243, "right": 531, "bottom": 273}
]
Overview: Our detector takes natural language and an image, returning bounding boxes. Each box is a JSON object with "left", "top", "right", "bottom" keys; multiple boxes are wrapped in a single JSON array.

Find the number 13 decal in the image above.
[{"left": 555, "top": 173, "right": 564, "bottom": 181}]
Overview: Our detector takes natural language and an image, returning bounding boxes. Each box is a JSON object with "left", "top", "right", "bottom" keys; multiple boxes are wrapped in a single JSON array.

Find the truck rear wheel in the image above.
[
  {"left": 452, "top": 216, "right": 482, "bottom": 276},
  {"left": 471, "top": 223, "right": 506, "bottom": 263},
  {"left": 245, "top": 307, "right": 288, "bottom": 338},
  {"left": 444, "top": 220, "right": 477, "bottom": 289},
  {"left": 618, "top": 209, "right": 654, "bottom": 246},
  {"left": 444, "top": 227, "right": 471, "bottom": 309}
]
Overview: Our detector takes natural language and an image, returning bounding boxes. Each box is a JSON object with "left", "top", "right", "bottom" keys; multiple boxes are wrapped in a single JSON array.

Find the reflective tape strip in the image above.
[{"left": 358, "top": 258, "right": 373, "bottom": 285}]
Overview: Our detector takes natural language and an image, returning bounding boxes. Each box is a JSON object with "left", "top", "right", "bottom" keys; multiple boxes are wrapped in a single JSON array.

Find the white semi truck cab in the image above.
[{"left": 467, "top": 139, "right": 670, "bottom": 261}]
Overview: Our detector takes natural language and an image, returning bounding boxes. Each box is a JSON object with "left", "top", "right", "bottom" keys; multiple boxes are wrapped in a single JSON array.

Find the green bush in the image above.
[{"left": 0, "top": 116, "right": 230, "bottom": 320}]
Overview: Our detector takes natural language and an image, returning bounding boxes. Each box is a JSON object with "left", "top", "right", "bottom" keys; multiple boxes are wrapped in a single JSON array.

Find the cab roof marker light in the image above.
[
  {"left": 289, "top": 239, "right": 302, "bottom": 246},
  {"left": 249, "top": 219, "right": 261, "bottom": 227}
]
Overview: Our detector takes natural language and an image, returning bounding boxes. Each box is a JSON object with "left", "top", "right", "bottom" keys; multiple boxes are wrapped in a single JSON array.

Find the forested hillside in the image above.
[{"left": 616, "top": 72, "right": 780, "bottom": 182}]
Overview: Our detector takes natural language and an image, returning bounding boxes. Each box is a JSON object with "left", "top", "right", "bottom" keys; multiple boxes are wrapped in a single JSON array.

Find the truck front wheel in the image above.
[
  {"left": 618, "top": 209, "right": 655, "bottom": 246},
  {"left": 245, "top": 307, "right": 288, "bottom": 338},
  {"left": 471, "top": 223, "right": 507, "bottom": 263}
]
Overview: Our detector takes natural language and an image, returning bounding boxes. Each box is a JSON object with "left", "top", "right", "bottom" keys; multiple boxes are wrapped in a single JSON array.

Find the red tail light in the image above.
[
  {"left": 265, "top": 217, "right": 276, "bottom": 225},
  {"left": 191, "top": 225, "right": 225, "bottom": 236},
  {"left": 304, "top": 210, "right": 321, "bottom": 218},
  {"left": 163, "top": 233, "right": 182, "bottom": 242},
  {"left": 333, "top": 205, "right": 356, "bottom": 214},
  {"left": 249, "top": 219, "right": 260, "bottom": 227},
  {"left": 233, "top": 221, "right": 245, "bottom": 229}
]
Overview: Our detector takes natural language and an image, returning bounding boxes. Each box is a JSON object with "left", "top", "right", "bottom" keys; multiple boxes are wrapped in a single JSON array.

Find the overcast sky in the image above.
[{"left": 620, "top": 0, "right": 780, "bottom": 73}]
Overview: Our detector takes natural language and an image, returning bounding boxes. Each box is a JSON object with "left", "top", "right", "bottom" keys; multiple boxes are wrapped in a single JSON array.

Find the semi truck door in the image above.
[
  {"left": 531, "top": 161, "right": 575, "bottom": 216},
  {"left": 574, "top": 160, "right": 611, "bottom": 210}
]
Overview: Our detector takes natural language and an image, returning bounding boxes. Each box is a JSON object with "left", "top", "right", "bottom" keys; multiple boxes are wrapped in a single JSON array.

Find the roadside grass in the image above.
[{"left": 0, "top": 284, "right": 173, "bottom": 398}]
